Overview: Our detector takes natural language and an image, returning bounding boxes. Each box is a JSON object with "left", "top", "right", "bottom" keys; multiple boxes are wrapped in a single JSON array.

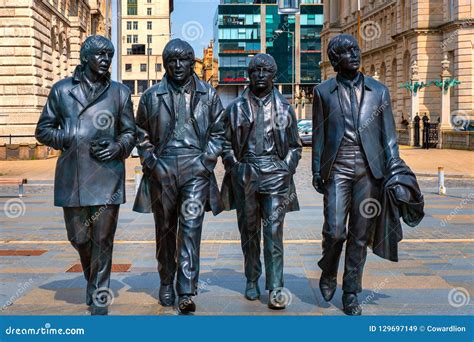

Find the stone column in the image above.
[
  {"left": 438, "top": 54, "right": 452, "bottom": 148},
  {"left": 409, "top": 60, "right": 419, "bottom": 146}
]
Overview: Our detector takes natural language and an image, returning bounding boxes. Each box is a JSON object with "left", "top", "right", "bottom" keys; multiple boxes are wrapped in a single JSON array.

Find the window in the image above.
[
  {"left": 147, "top": 21, "right": 152, "bottom": 30},
  {"left": 155, "top": 63, "right": 162, "bottom": 72},
  {"left": 147, "top": 8, "right": 152, "bottom": 15},
  {"left": 127, "top": 48, "right": 132, "bottom": 55},
  {"left": 133, "top": 35, "right": 138, "bottom": 43},
  {"left": 127, "top": 0, "right": 137, "bottom": 15},
  {"left": 127, "top": 21, "right": 132, "bottom": 30},
  {"left": 137, "top": 80, "right": 148, "bottom": 94},
  {"left": 133, "top": 21, "right": 138, "bottom": 30},
  {"left": 123, "top": 80, "right": 135, "bottom": 94},
  {"left": 147, "top": 35, "right": 152, "bottom": 43},
  {"left": 126, "top": 35, "right": 132, "bottom": 43},
  {"left": 147, "top": 0, "right": 152, "bottom": 3},
  {"left": 132, "top": 44, "right": 145, "bottom": 55},
  {"left": 147, "top": 48, "right": 152, "bottom": 55},
  {"left": 125, "top": 64, "right": 132, "bottom": 72},
  {"left": 140, "top": 64, "right": 147, "bottom": 72}
]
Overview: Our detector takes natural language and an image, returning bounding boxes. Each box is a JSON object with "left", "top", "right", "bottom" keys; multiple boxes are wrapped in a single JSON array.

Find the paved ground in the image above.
[
  {"left": 1, "top": 146, "right": 473, "bottom": 181},
  {"left": 0, "top": 148, "right": 473, "bottom": 315}
]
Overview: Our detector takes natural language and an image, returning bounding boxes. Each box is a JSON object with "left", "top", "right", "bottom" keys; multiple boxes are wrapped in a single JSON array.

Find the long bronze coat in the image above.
[{"left": 36, "top": 66, "right": 136, "bottom": 207}]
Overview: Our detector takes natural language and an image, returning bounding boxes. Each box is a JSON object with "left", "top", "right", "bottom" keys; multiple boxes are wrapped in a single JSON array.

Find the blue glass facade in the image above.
[{"left": 215, "top": 0, "right": 323, "bottom": 89}]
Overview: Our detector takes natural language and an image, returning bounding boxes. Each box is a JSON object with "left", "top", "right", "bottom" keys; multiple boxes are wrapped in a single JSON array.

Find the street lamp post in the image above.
[{"left": 275, "top": 29, "right": 296, "bottom": 107}]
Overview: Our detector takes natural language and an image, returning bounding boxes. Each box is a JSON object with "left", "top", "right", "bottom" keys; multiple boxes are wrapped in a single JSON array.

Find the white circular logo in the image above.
[
  {"left": 360, "top": 21, "right": 381, "bottom": 42},
  {"left": 450, "top": 110, "right": 470, "bottom": 131},
  {"left": 359, "top": 198, "right": 381, "bottom": 219},
  {"left": 269, "top": 287, "right": 293, "bottom": 307},
  {"left": 4, "top": 199, "right": 26, "bottom": 219},
  {"left": 181, "top": 21, "right": 204, "bottom": 42},
  {"left": 92, "top": 287, "right": 114, "bottom": 307},
  {"left": 92, "top": 111, "right": 115, "bottom": 131},
  {"left": 448, "top": 287, "right": 470, "bottom": 308},
  {"left": 181, "top": 198, "right": 204, "bottom": 221},
  {"left": 272, "top": 112, "right": 292, "bottom": 131}
]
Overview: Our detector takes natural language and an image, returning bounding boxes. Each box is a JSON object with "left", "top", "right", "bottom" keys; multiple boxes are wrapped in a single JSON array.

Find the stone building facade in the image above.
[
  {"left": 0, "top": 0, "right": 111, "bottom": 159},
  {"left": 118, "top": 0, "right": 173, "bottom": 105},
  {"left": 320, "top": 0, "right": 473, "bottom": 149}
]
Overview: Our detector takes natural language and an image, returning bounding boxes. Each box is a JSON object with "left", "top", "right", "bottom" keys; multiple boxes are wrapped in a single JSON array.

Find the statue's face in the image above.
[
  {"left": 165, "top": 54, "right": 194, "bottom": 85},
  {"left": 337, "top": 43, "right": 361, "bottom": 73},
  {"left": 249, "top": 65, "right": 274, "bottom": 94},
  {"left": 84, "top": 49, "right": 113, "bottom": 76}
]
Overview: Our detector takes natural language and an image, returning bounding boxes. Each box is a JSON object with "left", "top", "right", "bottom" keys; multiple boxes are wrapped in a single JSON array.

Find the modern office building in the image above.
[
  {"left": 320, "top": 0, "right": 473, "bottom": 149},
  {"left": 118, "top": 0, "right": 173, "bottom": 105},
  {"left": 0, "top": 0, "right": 111, "bottom": 158},
  {"left": 214, "top": 0, "right": 323, "bottom": 117}
]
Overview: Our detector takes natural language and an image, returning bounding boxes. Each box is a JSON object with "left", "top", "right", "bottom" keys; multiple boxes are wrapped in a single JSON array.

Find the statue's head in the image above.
[
  {"left": 163, "top": 38, "right": 195, "bottom": 85},
  {"left": 247, "top": 53, "right": 277, "bottom": 96},
  {"left": 327, "top": 34, "right": 361, "bottom": 73},
  {"left": 80, "top": 35, "right": 114, "bottom": 76}
]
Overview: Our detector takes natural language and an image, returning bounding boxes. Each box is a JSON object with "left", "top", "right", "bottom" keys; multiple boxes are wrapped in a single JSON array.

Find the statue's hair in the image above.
[
  {"left": 163, "top": 38, "right": 195, "bottom": 64},
  {"left": 80, "top": 35, "right": 114, "bottom": 65},
  {"left": 327, "top": 34, "right": 359, "bottom": 72},
  {"left": 247, "top": 53, "right": 277, "bottom": 76}
]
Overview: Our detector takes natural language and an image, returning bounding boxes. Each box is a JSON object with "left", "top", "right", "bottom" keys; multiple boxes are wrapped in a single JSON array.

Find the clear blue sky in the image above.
[{"left": 171, "top": 0, "right": 220, "bottom": 58}]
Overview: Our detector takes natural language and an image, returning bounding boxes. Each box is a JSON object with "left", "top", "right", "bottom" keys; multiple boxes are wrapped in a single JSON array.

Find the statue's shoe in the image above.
[
  {"left": 245, "top": 281, "right": 260, "bottom": 301},
  {"left": 342, "top": 292, "right": 362, "bottom": 316},
  {"left": 178, "top": 295, "right": 196, "bottom": 313},
  {"left": 159, "top": 284, "right": 176, "bottom": 307},
  {"left": 319, "top": 272, "right": 337, "bottom": 302}
]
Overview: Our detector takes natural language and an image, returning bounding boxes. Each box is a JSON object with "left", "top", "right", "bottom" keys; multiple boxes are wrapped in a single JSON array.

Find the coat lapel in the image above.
[
  {"left": 237, "top": 88, "right": 254, "bottom": 159},
  {"left": 69, "top": 84, "right": 87, "bottom": 109},
  {"left": 358, "top": 76, "right": 374, "bottom": 130},
  {"left": 156, "top": 78, "right": 173, "bottom": 118},
  {"left": 272, "top": 88, "right": 288, "bottom": 159},
  {"left": 69, "top": 66, "right": 111, "bottom": 115},
  {"left": 190, "top": 74, "right": 208, "bottom": 139}
]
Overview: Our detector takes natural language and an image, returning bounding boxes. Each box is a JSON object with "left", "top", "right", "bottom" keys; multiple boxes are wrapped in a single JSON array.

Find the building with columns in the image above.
[
  {"left": 0, "top": 0, "right": 112, "bottom": 159},
  {"left": 320, "top": 0, "right": 473, "bottom": 149}
]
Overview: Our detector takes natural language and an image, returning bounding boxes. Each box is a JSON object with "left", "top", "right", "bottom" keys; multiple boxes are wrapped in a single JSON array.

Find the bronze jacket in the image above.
[
  {"left": 312, "top": 75, "right": 399, "bottom": 181},
  {"left": 220, "top": 87, "right": 302, "bottom": 212},
  {"left": 133, "top": 74, "right": 226, "bottom": 215}
]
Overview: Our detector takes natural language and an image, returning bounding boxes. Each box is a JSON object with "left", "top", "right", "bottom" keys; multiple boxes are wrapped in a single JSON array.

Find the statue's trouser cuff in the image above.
[{"left": 318, "top": 145, "right": 381, "bottom": 294}]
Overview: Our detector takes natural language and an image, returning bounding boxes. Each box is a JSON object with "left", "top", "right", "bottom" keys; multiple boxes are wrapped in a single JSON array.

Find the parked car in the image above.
[{"left": 297, "top": 119, "right": 312, "bottom": 146}]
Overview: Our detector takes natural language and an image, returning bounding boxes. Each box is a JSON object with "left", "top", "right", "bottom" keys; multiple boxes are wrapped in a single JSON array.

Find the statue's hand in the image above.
[
  {"left": 312, "top": 173, "right": 324, "bottom": 194},
  {"left": 93, "top": 141, "right": 122, "bottom": 162}
]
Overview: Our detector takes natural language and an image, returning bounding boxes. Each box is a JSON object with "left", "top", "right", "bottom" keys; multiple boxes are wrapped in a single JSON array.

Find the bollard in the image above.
[
  {"left": 135, "top": 166, "right": 142, "bottom": 196},
  {"left": 438, "top": 166, "right": 446, "bottom": 195}
]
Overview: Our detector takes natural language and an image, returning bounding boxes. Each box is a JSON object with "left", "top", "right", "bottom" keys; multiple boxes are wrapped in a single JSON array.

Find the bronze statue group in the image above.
[{"left": 36, "top": 34, "right": 424, "bottom": 316}]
